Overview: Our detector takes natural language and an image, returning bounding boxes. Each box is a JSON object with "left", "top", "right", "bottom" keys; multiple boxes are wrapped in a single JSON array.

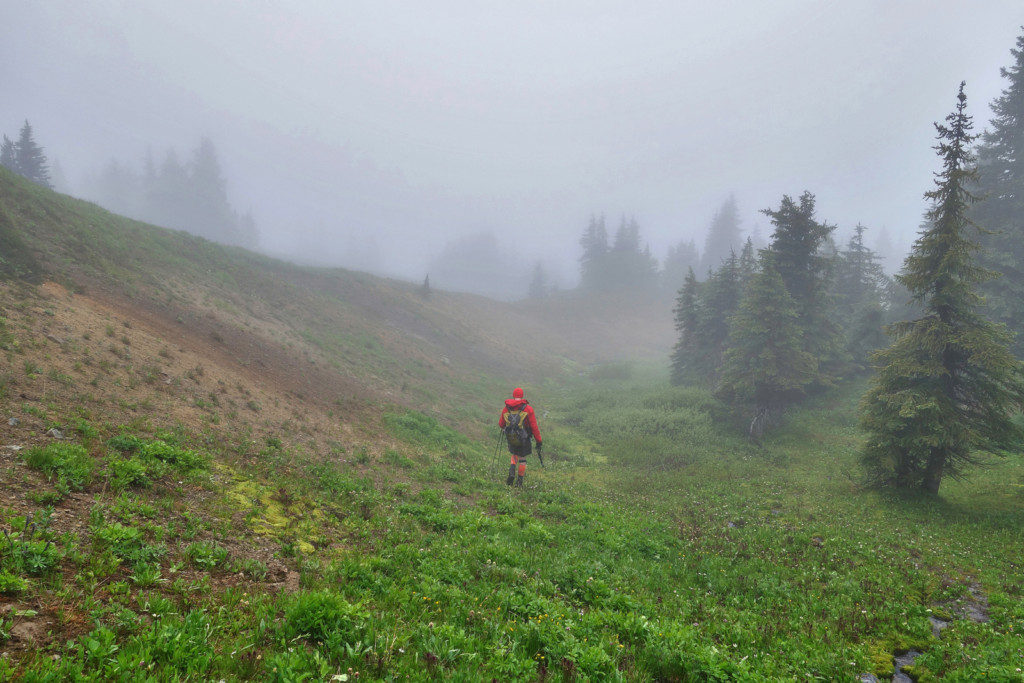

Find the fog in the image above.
[{"left": 3, "top": 1, "right": 1023, "bottom": 295}]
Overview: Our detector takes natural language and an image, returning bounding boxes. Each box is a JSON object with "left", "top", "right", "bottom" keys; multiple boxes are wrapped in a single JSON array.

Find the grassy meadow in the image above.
[{"left": 2, "top": 365, "right": 1023, "bottom": 680}]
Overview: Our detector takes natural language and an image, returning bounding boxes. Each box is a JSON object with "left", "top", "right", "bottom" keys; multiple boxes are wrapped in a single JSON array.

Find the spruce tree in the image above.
[
  {"left": 701, "top": 195, "right": 741, "bottom": 274},
  {"left": 690, "top": 251, "right": 741, "bottom": 376},
  {"left": 670, "top": 267, "right": 700, "bottom": 384},
  {"left": 0, "top": 135, "right": 15, "bottom": 172},
  {"left": 719, "top": 258, "right": 818, "bottom": 411},
  {"left": 834, "top": 224, "right": 892, "bottom": 367},
  {"left": 737, "top": 237, "right": 758, "bottom": 287},
  {"left": 974, "top": 29, "right": 1024, "bottom": 354},
  {"left": 860, "top": 83, "right": 1024, "bottom": 493},
  {"left": 14, "top": 120, "right": 51, "bottom": 188},
  {"left": 578, "top": 214, "right": 609, "bottom": 291},
  {"left": 762, "top": 191, "right": 841, "bottom": 381},
  {"left": 662, "top": 237, "right": 699, "bottom": 293}
]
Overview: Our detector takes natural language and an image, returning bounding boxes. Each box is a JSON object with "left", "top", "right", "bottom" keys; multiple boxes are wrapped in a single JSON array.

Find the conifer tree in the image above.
[
  {"left": 737, "top": 237, "right": 758, "bottom": 287},
  {"left": 719, "top": 259, "right": 817, "bottom": 411},
  {"left": 670, "top": 267, "right": 700, "bottom": 384},
  {"left": 578, "top": 214, "right": 609, "bottom": 291},
  {"left": 13, "top": 120, "right": 51, "bottom": 188},
  {"left": 690, "top": 251, "right": 741, "bottom": 376},
  {"left": 661, "top": 237, "right": 699, "bottom": 293},
  {"left": 974, "top": 29, "right": 1024, "bottom": 354},
  {"left": 701, "top": 195, "right": 741, "bottom": 274},
  {"left": 860, "top": 83, "right": 1024, "bottom": 493},
  {"left": 0, "top": 135, "right": 15, "bottom": 172},
  {"left": 834, "top": 224, "right": 892, "bottom": 367},
  {"left": 762, "top": 191, "right": 841, "bottom": 381}
]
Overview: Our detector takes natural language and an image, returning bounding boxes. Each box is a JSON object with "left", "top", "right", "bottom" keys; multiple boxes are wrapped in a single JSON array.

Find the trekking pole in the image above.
[{"left": 493, "top": 431, "right": 504, "bottom": 480}]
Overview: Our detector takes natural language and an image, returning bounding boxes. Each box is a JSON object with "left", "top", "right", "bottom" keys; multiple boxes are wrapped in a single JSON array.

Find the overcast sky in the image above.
[{"left": 4, "top": 1, "right": 1024, "bottom": 286}]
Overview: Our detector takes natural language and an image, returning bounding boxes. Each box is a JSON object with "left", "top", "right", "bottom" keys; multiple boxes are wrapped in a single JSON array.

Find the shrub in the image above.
[
  {"left": 22, "top": 442, "right": 95, "bottom": 491},
  {"left": 93, "top": 523, "right": 165, "bottom": 564},
  {"left": 0, "top": 571, "right": 28, "bottom": 594},
  {"left": 107, "top": 455, "right": 154, "bottom": 490},
  {"left": 184, "top": 541, "right": 228, "bottom": 569},
  {"left": 282, "top": 591, "right": 368, "bottom": 645}
]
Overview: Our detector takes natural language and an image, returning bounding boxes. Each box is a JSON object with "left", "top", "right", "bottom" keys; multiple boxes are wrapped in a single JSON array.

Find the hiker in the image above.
[{"left": 499, "top": 387, "right": 542, "bottom": 487}]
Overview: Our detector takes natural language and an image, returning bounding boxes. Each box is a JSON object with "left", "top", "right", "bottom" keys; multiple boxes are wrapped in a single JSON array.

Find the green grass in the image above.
[{"left": 4, "top": 374, "right": 1023, "bottom": 680}]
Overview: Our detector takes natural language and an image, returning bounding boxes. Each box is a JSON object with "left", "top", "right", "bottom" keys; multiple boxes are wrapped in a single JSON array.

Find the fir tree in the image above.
[
  {"left": 762, "top": 191, "right": 841, "bottom": 381},
  {"left": 719, "top": 258, "right": 818, "bottom": 411},
  {"left": 690, "top": 251, "right": 741, "bottom": 376},
  {"left": 974, "top": 29, "right": 1024, "bottom": 354},
  {"left": 737, "top": 237, "right": 758, "bottom": 287},
  {"left": 833, "top": 223, "right": 893, "bottom": 367},
  {"left": 670, "top": 267, "right": 700, "bottom": 384},
  {"left": 13, "top": 120, "right": 51, "bottom": 188},
  {"left": 578, "top": 214, "right": 609, "bottom": 291},
  {"left": 0, "top": 135, "right": 15, "bottom": 172},
  {"left": 661, "top": 237, "right": 699, "bottom": 293},
  {"left": 860, "top": 83, "right": 1024, "bottom": 494},
  {"left": 701, "top": 195, "right": 741, "bottom": 274}
]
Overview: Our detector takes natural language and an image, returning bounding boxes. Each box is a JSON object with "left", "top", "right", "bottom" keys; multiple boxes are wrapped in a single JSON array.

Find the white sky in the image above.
[{"left": 3, "top": 1, "right": 1023, "bottom": 283}]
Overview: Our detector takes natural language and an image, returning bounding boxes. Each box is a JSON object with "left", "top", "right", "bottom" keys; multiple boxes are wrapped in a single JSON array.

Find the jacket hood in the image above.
[{"left": 505, "top": 398, "right": 529, "bottom": 410}]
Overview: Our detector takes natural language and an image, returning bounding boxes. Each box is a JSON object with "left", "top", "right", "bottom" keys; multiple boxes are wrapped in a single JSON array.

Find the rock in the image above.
[
  {"left": 966, "top": 583, "right": 990, "bottom": 623},
  {"left": 46, "top": 428, "right": 64, "bottom": 439},
  {"left": 894, "top": 649, "right": 923, "bottom": 679},
  {"left": 3, "top": 445, "right": 24, "bottom": 452},
  {"left": 929, "top": 615, "right": 950, "bottom": 638},
  {"left": 45, "top": 334, "right": 65, "bottom": 345},
  {"left": 858, "top": 675, "right": 879, "bottom": 683},
  {"left": 8, "top": 417, "right": 19, "bottom": 426}
]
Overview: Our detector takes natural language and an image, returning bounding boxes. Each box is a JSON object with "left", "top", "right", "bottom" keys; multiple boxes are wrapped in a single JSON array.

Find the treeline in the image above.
[
  {"left": 1, "top": 120, "right": 51, "bottom": 189},
  {"left": 670, "top": 193, "right": 897, "bottom": 412},
  {"left": 81, "top": 138, "right": 258, "bottom": 248},
  {"left": 572, "top": 201, "right": 756, "bottom": 299},
  {"left": 669, "top": 41, "right": 1024, "bottom": 495}
]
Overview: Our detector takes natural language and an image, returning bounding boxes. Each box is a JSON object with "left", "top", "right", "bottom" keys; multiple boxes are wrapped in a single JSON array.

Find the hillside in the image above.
[{"left": 2, "top": 170, "right": 1024, "bottom": 680}]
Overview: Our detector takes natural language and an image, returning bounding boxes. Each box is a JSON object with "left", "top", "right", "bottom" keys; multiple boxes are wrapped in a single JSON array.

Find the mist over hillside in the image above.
[{"left": 5, "top": 2, "right": 1023, "bottom": 294}]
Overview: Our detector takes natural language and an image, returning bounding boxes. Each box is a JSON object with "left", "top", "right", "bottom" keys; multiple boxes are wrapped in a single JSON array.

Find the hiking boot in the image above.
[
  {"left": 515, "top": 475, "right": 524, "bottom": 487},
  {"left": 506, "top": 464, "right": 516, "bottom": 486}
]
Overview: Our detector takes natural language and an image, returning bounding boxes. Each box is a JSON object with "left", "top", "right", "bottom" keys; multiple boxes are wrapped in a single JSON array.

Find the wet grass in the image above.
[{"left": 2, "top": 375, "right": 1023, "bottom": 680}]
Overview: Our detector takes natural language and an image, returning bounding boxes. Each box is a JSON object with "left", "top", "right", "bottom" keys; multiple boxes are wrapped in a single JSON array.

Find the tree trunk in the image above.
[{"left": 922, "top": 451, "right": 944, "bottom": 494}]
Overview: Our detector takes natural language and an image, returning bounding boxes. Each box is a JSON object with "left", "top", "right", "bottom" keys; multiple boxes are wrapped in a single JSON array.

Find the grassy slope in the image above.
[{"left": 1, "top": 170, "right": 1023, "bottom": 680}]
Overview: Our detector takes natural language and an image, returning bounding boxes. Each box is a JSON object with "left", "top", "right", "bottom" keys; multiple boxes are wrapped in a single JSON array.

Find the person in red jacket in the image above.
[{"left": 499, "top": 387, "right": 542, "bottom": 487}]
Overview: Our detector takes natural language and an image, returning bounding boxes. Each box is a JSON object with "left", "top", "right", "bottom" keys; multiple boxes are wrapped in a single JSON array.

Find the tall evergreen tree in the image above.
[
  {"left": 833, "top": 223, "right": 893, "bottom": 367},
  {"left": 860, "top": 84, "right": 1024, "bottom": 494},
  {"left": 188, "top": 137, "right": 237, "bottom": 244},
  {"left": 974, "top": 29, "right": 1024, "bottom": 354},
  {"left": 737, "top": 237, "right": 758, "bottom": 287},
  {"left": 701, "top": 195, "right": 741, "bottom": 274},
  {"left": 13, "top": 120, "right": 51, "bottom": 188},
  {"left": 578, "top": 214, "right": 609, "bottom": 291},
  {"left": 691, "top": 251, "right": 741, "bottom": 376},
  {"left": 661, "top": 237, "right": 699, "bottom": 293},
  {"left": 719, "top": 258, "right": 818, "bottom": 411},
  {"left": 670, "top": 267, "right": 700, "bottom": 384},
  {"left": 762, "top": 191, "right": 841, "bottom": 381},
  {"left": 0, "top": 135, "right": 16, "bottom": 172}
]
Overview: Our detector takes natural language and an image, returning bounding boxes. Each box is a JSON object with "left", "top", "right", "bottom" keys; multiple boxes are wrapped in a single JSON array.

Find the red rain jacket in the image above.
[{"left": 498, "top": 398, "right": 542, "bottom": 444}]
